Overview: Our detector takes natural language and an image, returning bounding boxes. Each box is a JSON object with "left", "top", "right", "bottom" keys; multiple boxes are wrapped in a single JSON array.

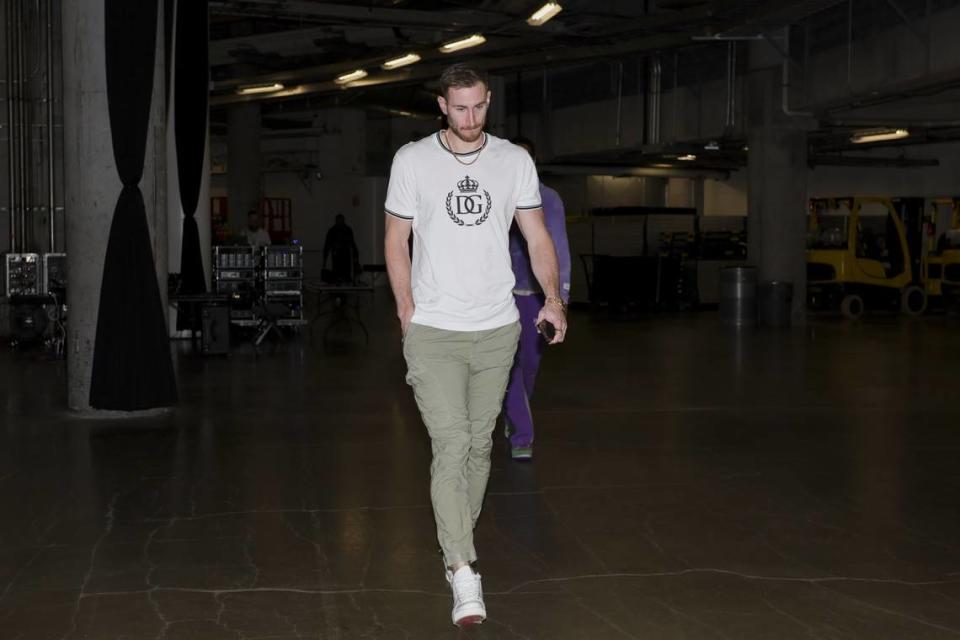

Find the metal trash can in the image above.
[
  {"left": 719, "top": 266, "right": 757, "bottom": 327},
  {"left": 759, "top": 281, "right": 794, "bottom": 328}
]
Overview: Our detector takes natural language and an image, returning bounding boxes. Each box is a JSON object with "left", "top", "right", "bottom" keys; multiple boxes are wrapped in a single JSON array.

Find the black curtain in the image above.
[
  {"left": 164, "top": 0, "right": 174, "bottom": 109},
  {"left": 175, "top": 0, "right": 208, "bottom": 299},
  {"left": 90, "top": 0, "right": 177, "bottom": 410}
]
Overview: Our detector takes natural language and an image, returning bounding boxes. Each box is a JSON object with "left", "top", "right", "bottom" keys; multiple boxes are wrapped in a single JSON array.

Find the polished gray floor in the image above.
[{"left": 2, "top": 301, "right": 960, "bottom": 639}]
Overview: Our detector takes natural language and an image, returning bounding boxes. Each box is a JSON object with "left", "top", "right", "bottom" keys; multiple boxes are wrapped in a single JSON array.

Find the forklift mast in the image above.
[{"left": 891, "top": 197, "right": 926, "bottom": 285}]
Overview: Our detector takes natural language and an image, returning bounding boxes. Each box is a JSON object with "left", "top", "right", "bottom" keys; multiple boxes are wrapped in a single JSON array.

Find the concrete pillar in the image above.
[
  {"left": 746, "top": 66, "right": 811, "bottom": 323},
  {"left": 227, "top": 101, "right": 261, "bottom": 231},
  {"left": 63, "top": 0, "right": 175, "bottom": 412}
]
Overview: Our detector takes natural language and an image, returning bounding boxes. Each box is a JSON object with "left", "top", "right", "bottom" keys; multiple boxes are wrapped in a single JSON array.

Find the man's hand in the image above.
[{"left": 536, "top": 298, "right": 567, "bottom": 345}]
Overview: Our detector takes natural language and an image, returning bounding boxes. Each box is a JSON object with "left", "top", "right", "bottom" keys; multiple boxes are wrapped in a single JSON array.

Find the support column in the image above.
[
  {"left": 63, "top": 0, "right": 176, "bottom": 412},
  {"left": 746, "top": 66, "right": 811, "bottom": 324},
  {"left": 227, "top": 101, "right": 261, "bottom": 232}
]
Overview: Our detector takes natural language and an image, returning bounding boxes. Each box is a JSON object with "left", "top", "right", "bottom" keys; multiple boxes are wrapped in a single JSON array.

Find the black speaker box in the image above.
[{"left": 201, "top": 305, "right": 230, "bottom": 355}]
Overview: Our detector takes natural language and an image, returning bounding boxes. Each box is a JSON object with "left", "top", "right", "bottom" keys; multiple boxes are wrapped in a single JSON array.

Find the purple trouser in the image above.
[{"left": 503, "top": 293, "right": 545, "bottom": 448}]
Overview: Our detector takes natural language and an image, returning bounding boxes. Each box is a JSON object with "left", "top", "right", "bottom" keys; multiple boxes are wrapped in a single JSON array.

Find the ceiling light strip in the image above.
[
  {"left": 527, "top": 2, "right": 563, "bottom": 27},
  {"left": 335, "top": 69, "right": 368, "bottom": 85},
  {"left": 236, "top": 82, "right": 285, "bottom": 95},
  {"left": 382, "top": 53, "right": 421, "bottom": 70},
  {"left": 850, "top": 128, "right": 910, "bottom": 144},
  {"left": 439, "top": 34, "right": 486, "bottom": 53}
]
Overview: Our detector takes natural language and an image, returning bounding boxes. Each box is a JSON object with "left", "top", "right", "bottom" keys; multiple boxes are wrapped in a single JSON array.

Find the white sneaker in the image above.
[{"left": 446, "top": 565, "right": 486, "bottom": 627}]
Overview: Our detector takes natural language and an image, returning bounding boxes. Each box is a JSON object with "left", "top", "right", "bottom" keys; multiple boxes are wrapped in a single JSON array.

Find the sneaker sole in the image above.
[{"left": 455, "top": 614, "right": 485, "bottom": 627}]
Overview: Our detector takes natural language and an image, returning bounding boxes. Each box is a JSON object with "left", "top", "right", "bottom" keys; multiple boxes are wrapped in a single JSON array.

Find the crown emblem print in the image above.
[
  {"left": 457, "top": 175, "right": 479, "bottom": 193},
  {"left": 446, "top": 175, "right": 492, "bottom": 227}
]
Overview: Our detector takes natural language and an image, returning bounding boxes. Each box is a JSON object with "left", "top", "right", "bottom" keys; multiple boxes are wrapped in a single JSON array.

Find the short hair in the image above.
[
  {"left": 511, "top": 136, "right": 536, "bottom": 159},
  {"left": 439, "top": 63, "right": 489, "bottom": 97}
]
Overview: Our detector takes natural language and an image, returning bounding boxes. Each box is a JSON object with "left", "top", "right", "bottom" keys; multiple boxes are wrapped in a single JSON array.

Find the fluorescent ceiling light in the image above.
[
  {"left": 678, "top": 154, "right": 697, "bottom": 161},
  {"left": 382, "top": 53, "right": 422, "bottom": 70},
  {"left": 439, "top": 34, "right": 486, "bottom": 53},
  {"left": 850, "top": 128, "right": 910, "bottom": 144},
  {"left": 527, "top": 2, "right": 563, "bottom": 26},
  {"left": 335, "top": 69, "right": 368, "bottom": 85},
  {"left": 236, "top": 82, "right": 284, "bottom": 95}
]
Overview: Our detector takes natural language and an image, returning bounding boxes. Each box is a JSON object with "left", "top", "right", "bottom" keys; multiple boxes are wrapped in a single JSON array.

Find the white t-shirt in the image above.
[{"left": 385, "top": 131, "right": 542, "bottom": 331}]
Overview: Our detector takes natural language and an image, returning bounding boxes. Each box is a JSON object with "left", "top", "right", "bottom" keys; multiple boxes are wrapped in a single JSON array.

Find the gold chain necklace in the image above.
[{"left": 443, "top": 130, "right": 485, "bottom": 166}]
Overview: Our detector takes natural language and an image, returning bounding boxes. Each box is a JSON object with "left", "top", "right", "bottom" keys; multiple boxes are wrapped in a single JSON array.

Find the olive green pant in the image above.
[{"left": 403, "top": 321, "right": 520, "bottom": 567}]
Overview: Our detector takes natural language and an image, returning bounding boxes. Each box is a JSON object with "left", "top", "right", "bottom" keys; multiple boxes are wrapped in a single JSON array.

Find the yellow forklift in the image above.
[{"left": 807, "top": 197, "right": 928, "bottom": 319}]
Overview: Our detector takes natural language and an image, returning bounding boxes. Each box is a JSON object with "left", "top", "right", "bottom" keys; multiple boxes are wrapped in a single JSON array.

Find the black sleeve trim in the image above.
[
  {"left": 385, "top": 208, "right": 414, "bottom": 220},
  {"left": 515, "top": 203, "right": 543, "bottom": 211}
]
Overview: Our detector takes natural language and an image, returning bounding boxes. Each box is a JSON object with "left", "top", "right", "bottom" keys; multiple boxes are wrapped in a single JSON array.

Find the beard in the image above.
[{"left": 448, "top": 122, "right": 485, "bottom": 144}]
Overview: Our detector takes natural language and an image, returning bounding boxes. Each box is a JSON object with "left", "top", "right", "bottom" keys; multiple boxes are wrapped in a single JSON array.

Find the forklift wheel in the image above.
[
  {"left": 840, "top": 294, "right": 864, "bottom": 320},
  {"left": 901, "top": 285, "right": 927, "bottom": 316}
]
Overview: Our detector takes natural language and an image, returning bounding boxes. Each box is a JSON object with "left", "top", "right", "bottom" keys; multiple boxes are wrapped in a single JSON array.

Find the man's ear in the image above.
[{"left": 437, "top": 95, "right": 448, "bottom": 116}]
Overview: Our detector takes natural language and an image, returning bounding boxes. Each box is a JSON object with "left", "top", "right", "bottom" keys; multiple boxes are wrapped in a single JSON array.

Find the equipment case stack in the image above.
[
  {"left": 212, "top": 245, "right": 258, "bottom": 325},
  {"left": 262, "top": 245, "right": 304, "bottom": 326}
]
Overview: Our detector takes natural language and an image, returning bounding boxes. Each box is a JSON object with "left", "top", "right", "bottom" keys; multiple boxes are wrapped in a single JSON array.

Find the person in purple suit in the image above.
[{"left": 503, "top": 137, "right": 571, "bottom": 461}]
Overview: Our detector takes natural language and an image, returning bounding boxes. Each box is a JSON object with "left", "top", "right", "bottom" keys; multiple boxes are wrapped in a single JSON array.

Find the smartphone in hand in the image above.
[{"left": 537, "top": 320, "right": 556, "bottom": 343}]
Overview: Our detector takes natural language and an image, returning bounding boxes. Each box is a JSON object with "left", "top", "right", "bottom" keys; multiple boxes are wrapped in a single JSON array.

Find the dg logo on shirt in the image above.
[{"left": 446, "top": 175, "right": 492, "bottom": 227}]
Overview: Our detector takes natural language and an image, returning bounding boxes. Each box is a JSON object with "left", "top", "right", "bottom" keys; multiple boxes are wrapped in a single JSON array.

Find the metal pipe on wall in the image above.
[
  {"left": 781, "top": 26, "right": 813, "bottom": 118},
  {"left": 614, "top": 61, "right": 623, "bottom": 147},
  {"left": 646, "top": 54, "right": 661, "bottom": 146},
  {"left": 5, "top": 0, "right": 17, "bottom": 252},
  {"left": 673, "top": 52, "right": 679, "bottom": 140},
  {"left": 16, "top": 0, "right": 27, "bottom": 251},
  {"left": 725, "top": 41, "right": 736, "bottom": 130},
  {"left": 46, "top": 0, "right": 54, "bottom": 252}
]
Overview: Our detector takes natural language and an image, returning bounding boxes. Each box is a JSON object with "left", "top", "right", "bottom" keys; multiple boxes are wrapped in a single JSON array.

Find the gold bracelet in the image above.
[{"left": 544, "top": 296, "right": 567, "bottom": 313}]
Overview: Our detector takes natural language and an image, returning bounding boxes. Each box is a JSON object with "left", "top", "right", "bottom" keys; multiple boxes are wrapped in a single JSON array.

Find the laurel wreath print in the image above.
[
  {"left": 445, "top": 192, "right": 464, "bottom": 226},
  {"left": 446, "top": 190, "right": 493, "bottom": 227}
]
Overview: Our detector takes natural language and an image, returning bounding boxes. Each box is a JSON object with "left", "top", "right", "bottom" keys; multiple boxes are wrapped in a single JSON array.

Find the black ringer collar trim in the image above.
[{"left": 436, "top": 130, "right": 487, "bottom": 157}]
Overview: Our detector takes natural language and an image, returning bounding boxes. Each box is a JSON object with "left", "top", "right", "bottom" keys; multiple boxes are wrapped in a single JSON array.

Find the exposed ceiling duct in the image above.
[{"left": 207, "top": 0, "right": 960, "bottom": 169}]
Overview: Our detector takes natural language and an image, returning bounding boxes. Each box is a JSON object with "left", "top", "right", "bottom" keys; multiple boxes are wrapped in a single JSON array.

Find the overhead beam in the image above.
[
  {"left": 209, "top": 3, "right": 717, "bottom": 92},
  {"left": 208, "top": 1, "right": 513, "bottom": 29},
  {"left": 211, "top": 30, "right": 696, "bottom": 107},
  {"left": 809, "top": 154, "right": 939, "bottom": 168},
  {"left": 208, "top": 0, "right": 856, "bottom": 108}
]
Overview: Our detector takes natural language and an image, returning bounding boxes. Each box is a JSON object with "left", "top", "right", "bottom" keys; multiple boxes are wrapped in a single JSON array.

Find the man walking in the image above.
[
  {"left": 503, "top": 137, "right": 571, "bottom": 461},
  {"left": 384, "top": 63, "right": 567, "bottom": 627}
]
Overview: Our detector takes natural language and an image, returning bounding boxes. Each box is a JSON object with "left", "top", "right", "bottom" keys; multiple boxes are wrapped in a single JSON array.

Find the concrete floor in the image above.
[{"left": 2, "top": 301, "right": 960, "bottom": 639}]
